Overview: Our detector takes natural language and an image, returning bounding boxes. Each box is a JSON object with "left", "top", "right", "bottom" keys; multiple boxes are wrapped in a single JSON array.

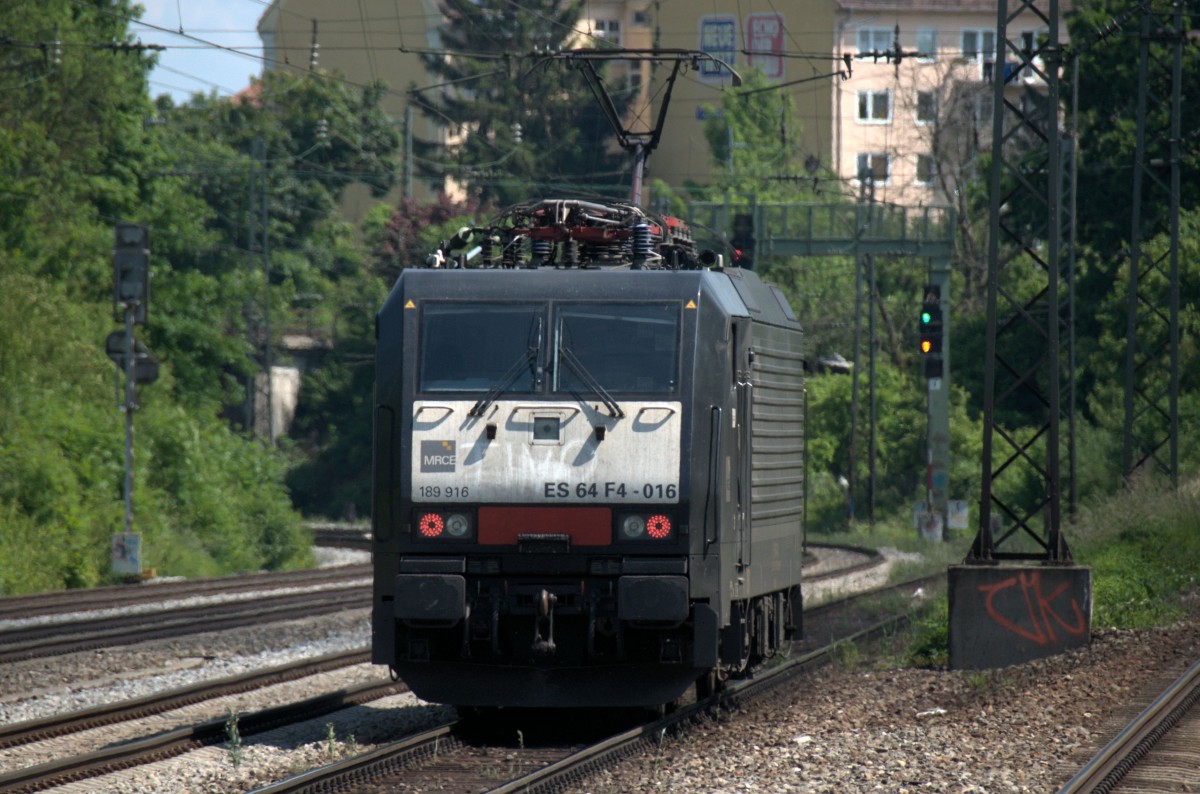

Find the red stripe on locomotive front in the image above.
[{"left": 478, "top": 506, "right": 612, "bottom": 545}]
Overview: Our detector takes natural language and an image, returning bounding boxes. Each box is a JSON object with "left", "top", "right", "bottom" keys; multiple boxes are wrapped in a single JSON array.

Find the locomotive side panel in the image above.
[{"left": 746, "top": 318, "right": 805, "bottom": 601}]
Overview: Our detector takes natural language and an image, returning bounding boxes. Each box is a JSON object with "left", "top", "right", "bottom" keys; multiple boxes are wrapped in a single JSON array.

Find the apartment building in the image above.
[
  {"left": 255, "top": 1, "right": 1062, "bottom": 213},
  {"left": 834, "top": 0, "right": 1059, "bottom": 205},
  {"left": 643, "top": 0, "right": 838, "bottom": 194},
  {"left": 255, "top": 0, "right": 655, "bottom": 216}
]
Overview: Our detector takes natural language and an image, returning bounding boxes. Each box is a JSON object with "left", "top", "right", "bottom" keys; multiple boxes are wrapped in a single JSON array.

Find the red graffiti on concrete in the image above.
[{"left": 978, "top": 571, "right": 1087, "bottom": 646}]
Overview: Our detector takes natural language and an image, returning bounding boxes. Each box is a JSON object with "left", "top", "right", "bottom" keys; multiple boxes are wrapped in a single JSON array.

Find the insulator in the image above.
[
  {"left": 632, "top": 223, "right": 653, "bottom": 261},
  {"left": 531, "top": 238, "right": 552, "bottom": 266},
  {"left": 480, "top": 236, "right": 497, "bottom": 268}
]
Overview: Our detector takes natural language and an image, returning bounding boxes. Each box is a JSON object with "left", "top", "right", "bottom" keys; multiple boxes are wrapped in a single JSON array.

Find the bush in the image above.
[
  {"left": 1074, "top": 477, "right": 1200, "bottom": 628},
  {"left": 0, "top": 274, "right": 312, "bottom": 594}
]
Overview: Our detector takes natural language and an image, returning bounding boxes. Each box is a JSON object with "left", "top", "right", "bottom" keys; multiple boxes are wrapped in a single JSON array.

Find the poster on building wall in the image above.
[
  {"left": 698, "top": 15, "right": 736, "bottom": 80},
  {"left": 744, "top": 12, "right": 785, "bottom": 80}
]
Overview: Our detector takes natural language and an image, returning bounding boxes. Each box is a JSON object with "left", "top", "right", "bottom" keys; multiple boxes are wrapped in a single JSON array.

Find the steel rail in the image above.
[
  {"left": 803, "top": 542, "right": 884, "bottom": 583},
  {"left": 248, "top": 723, "right": 463, "bottom": 793},
  {"left": 0, "top": 679, "right": 405, "bottom": 794},
  {"left": 0, "top": 564, "right": 370, "bottom": 621},
  {"left": 1057, "top": 658, "right": 1200, "bottom": 794},
  {"left": 0, "top": 587, "right": 369, "bottom": 664},
  {"left": 0, "top": 648, "right": 371, "bottom": 749}
]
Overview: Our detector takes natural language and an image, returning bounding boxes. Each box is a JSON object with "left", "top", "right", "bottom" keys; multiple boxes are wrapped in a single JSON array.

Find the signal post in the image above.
[
  {"left": 918, "top": 278, "right": 950, "bottom": 541},
  {"left": 109, "top": 223, "right": 158, "bottom": 579}
]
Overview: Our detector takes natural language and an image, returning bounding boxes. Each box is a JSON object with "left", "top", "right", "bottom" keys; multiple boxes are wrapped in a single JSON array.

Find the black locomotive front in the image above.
[
  {"left": 371, "top": 202, "right": 805, "bottom": 709},
  {"left": 373, "top": 270, "right": 713, "bottom": 707}
]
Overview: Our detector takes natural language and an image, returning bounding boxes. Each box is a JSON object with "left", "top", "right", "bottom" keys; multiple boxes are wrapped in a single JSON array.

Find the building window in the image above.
[
  {"left": 594, "top": 18, "right": 622, "bottom": 45},
  {"left": 856, "top": 153, "right": 890, "bottom": 184},
  {"left": 916, "top": 91, "right": 937, "bottom": 123},
  {"left": 916, "top": 28, "right": 937, "bottom": 61},
  {"left": 857, "top": 90, "right": 891, "bottom": 123},
  {"left": 632, "top": 10, "right": 651, "bottom": 27},
  {"left": 857, "top": 26, "right": 892, "bottom": 54},
  {"left": 962, "top": 28, "right": 996, "bottom": 79},
  {"left": 916, "top": 154, "right": 935, "bottom": 185},
  {"left": 961, "top": 29, "right": 995, "bottom": 61},
  {"left": 1019, "top": 30, "right": 1047, "bottom": 79},
  {"left": 627, "top": 61, "right": 643, "bottom": 93}
]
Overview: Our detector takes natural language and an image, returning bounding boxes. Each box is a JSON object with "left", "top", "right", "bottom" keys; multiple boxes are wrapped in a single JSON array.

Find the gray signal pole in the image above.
[
  {"left": 925, "top": 270, "right": 951, "bottom": 539},
  {"left": 111, "top": 223, "right": 153, "bottom": 573}
]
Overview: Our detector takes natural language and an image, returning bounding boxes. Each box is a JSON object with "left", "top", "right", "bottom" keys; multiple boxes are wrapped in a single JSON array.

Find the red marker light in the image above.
[
  {"left": 418, "top": 512, "right": 445, "bottom": 538},
  {"left": 646, "top": 514, "right": 672, "bottom": 539}
]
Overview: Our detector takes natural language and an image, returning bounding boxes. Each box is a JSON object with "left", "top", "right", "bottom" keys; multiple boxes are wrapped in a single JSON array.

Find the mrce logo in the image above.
[{"left": 420, "top": 440, "right": 456, "bottom": 473}]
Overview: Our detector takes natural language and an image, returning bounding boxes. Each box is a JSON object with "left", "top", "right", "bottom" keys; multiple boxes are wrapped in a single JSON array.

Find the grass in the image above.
[
  {"left": 812, "top": 475, "right": 1200, "bottom": 667},
  {"left": 225, "top": 708, "right": 243, "bottom": 768},
  {"left": 1071, "top": 477, "right": 1200, "bottom": 628}
]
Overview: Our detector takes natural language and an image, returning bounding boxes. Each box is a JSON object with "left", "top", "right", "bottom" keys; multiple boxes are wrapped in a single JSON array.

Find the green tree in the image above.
[
  {"left": 0, "top": 3, "right": 315, "bottom": 592},
  {"left": 412, "top": 0, "right": 629, "bottom": 205},
  {"left": 805, "top": 361, "right": 984, "bottom": 533},
  {"left": 0, "top": 0, "right": 180, "bottom": 289},
  {"left": 147, "top": 70, "right": 401, "bottom": 410},
  {"left": 699, "top": 69, "right": 828, "bottom": 202},
  {"left": 1070, "top": 0, "right": 1200, "bottom": 257},
  {"left": 286, "top": 194, "right": 483, "bottom": 519}
]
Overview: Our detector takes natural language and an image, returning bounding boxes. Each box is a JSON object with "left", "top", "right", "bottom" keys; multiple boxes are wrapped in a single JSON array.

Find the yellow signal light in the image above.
[{"left": 920, "top": 340, "right": 932, "bottom": 354}]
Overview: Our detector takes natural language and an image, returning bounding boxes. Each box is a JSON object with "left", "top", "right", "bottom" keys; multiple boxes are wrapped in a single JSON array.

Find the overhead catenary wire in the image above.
[{"left": 33, "top": 2, "right": 875, "bottom": 194}]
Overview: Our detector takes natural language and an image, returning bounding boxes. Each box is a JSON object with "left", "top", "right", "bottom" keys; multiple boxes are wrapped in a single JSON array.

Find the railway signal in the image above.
[
  {"left": 110, "top": 222, "right": 155, "bottom": 573},
  {"left": 104, "top": 331, "right": 160, "bottom": 385},
  {"left": 919, "top": 284, "right": 943, "bottom": 378},
  {"left": 731, "top": 212, "right": 755, "bottom": 270},
  {"left": 113, "top": 222, "right": 150, "bottom": 324}
]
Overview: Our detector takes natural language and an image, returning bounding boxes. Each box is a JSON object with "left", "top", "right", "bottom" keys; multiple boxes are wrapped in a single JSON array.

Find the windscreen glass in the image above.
[
  {"left": 554, "top": 303, "right": 679, "bottom": 394},
  {"left": 419, "top": 303, "right": 543, "bottom": 392}
]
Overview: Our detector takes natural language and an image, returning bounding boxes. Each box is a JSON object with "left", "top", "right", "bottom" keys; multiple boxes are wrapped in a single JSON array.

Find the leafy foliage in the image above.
[
  {"left": 0, "top": 3, "right": 321, "bottom": 594},
  {"left": 286, "top": 193, "right": 483, "bottom": 518},
  {"left": 1072, "top": 478, "right": 1200, "bottom": 628},
  {"left": 412, "top": 0, "right": 630, "bottom": 204},
  {"left": 699, "top": 69, "right": 825, "bottom": 201}
]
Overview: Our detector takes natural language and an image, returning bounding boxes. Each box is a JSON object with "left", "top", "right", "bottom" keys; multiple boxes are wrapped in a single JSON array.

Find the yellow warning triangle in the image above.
[
  {"left": 685, "top": 299, "right": 697, "bottom": 309},
  {"left": 404, "top": 299, "right": 416, "bottom": 309}
]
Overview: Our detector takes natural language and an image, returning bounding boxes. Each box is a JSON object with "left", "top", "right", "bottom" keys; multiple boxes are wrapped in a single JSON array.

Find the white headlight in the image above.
[
  {"left": 445, "top": 513, "right": 470, "bottom": 538},
  {"left": 621, "top": 515, "right": 646, "bottom": 538}
]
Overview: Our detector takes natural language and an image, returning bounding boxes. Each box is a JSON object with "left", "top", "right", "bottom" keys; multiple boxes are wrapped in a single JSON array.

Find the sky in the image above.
[{"left": 136, "top": 0, "right": 267, "bottom": 103}]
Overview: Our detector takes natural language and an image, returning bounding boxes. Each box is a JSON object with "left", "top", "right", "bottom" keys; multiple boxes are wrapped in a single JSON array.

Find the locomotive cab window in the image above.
[
  {"left": 419, "top": 303, "right": 544, "bottom": 392},
  {"left": 553, "top": 303, "right": 679, "bottom": 394}
]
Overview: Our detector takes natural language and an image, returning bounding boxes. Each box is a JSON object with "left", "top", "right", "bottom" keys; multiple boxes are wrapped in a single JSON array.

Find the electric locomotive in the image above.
[{"left": 371, "top": 199, "right": 805, "bottom": 708}]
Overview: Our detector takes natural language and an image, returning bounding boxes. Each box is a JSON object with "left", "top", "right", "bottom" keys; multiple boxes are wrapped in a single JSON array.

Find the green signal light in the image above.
[{"left": 920, "top": 311, "right": 932, "bottom": 324}]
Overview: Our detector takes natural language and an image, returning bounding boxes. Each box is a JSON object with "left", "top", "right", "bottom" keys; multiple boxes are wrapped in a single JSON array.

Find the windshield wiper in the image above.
[
  {"left": 469, "top": 317, "right": 543, "bottom": 418},
  {"left": 558, "top": 344, "right": 624, "bottom": 418}
]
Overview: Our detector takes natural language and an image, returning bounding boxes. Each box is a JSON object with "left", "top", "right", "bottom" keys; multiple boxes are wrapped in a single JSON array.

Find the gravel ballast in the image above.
[
  {"left": 573, "top": 607, "right": 1200, "bottom": 793},
  {"left": 2, "top": 552, "right": 1197, "bottom": 792}
]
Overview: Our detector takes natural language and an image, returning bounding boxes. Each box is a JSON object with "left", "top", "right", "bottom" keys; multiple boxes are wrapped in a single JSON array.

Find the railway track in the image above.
[
  {"left": 0, "top": 584, "right": 370, "bottom": 664},
  {"left": 0, "top": 564, "right": 369, "bottom": 622},
  {"left": 0, "top": 543, "right": 867, "bottom": 666},
  {"left": 0, "top": 649, "right": 372, "bottom": 751},
  {"left": 0, "top": 554, "right": 918, "bottom": 793},
  {"left": 0, "top": 677, "right": 407, "bottom": 794},
  {"left": 249, "top": 573, "right": 941, "bottom": 794},
  {"left": 1058, "top": 658, "right": 1200, "bottom": 793}
]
